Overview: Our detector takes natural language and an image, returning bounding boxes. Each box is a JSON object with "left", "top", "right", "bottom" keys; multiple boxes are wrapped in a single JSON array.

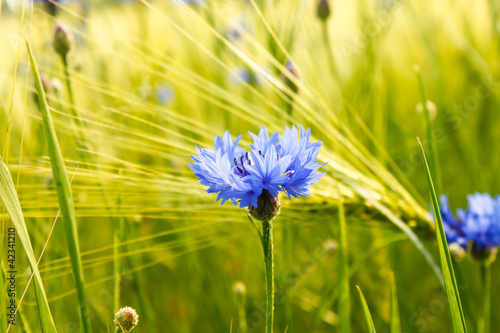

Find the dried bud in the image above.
[
  {"left": 114, "top": 307, "right": 139, "bottom": 332},
  {"left": 53, "top": 23, "right": 73, "bottom": 58},
  {"left": 469, "top": 242, "right": 497, "bottom": 265},
  {"left": 317, "top": 0, "right": 331, "bottom": 21},
  {"left": 247, "top": 189, "right": 281, "bottom": 222}
]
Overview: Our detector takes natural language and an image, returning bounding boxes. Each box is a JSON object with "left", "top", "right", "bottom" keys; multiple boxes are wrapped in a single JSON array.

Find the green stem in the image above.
[
  {"left": 61, "top": 55, "right": 82, "bottom": 127},
  {"left": 113, "top": 217, "right": 125, "bottom": 313},
  {"left": 113, "top": 170, "right": 125, "bottom": 313},
  {"left": 236, "top": 288, "right": 248, "bottom": 333},
  {"left": 321, "top": 22, "right": 339, "bottom": 81},
  {"left": 453, "top": 259, "right": 477, "bottom": 329},
  {"left": 262, "top": 220, "right": 274, "bottom": 333},
  {"left": 487, "top": 0, "right": 500, "bottom": 38},
  {"left": 415, "top": 67, "right": 442, "bottom": 197},
  {"left": 338, "top": 195, "right": 351, "bottom": 333},
  {"left": 61, "top": 55, "right": 90, "bottom": 156},
  {"left": 479, "top": 264, "right": 491, "bottom": 333},
  {"left": 60, "top": 55, "right": 92, "bottom": 333}
]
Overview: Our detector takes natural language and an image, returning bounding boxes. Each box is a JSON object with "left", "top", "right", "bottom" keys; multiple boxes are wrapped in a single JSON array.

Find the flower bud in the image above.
[
  {"left": 53, "top": 23, "right": 73, "bottom": 58},
  {"left": 323, "top": 239, "right": 338, "bottom": 255},
  {"left": 44, "top": 0, "right": 59, "bottom": 16},
  {"left": 469, "top": 242, "right": 497, "bottom": 265},
  {"left": 317, "top": 0, "right": 331, "bottom": 21},
  {"left": 156, "top": 84, "right": 175, "bottom": 105},
  {"left": 247, "top": 189, "right": 281, "bottom": 222},
  {"left": 114, "top": 307, "right": 139, "bottom": 332},
  {"left": 51, "top": 78, "right": 63, "bottom": 94},
  {"left": 233, "top": 281, "right": 247, "bottom": 295},
  {"left": 448, "top": 243, "right": 465, "bottom": 262}
]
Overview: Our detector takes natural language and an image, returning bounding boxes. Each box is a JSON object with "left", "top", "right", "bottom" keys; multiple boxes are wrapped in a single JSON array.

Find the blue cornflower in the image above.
[
  {"left": 188, "top": 125, "right": 326, "bottom": 219},
  {"left": 440, "top": 193, "right": 500, "bottom": 263},
  {"left": 156, "top": 84, "right": 176, "bottom": 105},
  {"left": 226, "top": 17, "right": 249, "bottom": 42}
]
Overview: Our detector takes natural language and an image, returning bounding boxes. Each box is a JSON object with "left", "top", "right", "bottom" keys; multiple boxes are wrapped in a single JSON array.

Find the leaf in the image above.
[
  {"left": 418, "top": 138, "right": 468, "bottom": 333},
  {"left": 356, "top": 285, "right": 376, "bottom": 333},
  {"left": 0, "top": 157, "right": 57, "bottom": 332},
  {"left": 26, "top": 37, "right": 92, "bottom": 332}
]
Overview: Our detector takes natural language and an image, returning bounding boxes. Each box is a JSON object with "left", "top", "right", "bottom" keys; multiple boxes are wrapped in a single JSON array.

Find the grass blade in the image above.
[
  {"left": 26, "top": 37, "right": 92, "bottom": 332},
  {"left": 390, "top": 273, "right": 401, "bottom": 333},
  {"left": 418, "top": 138, "right": 468, "bottom": 333},
  {"left": 356, "top": 285, "right": 376, "bottom": 333},
  {"left": 0, "top": 157, "right": 57, "bottom": 332}
]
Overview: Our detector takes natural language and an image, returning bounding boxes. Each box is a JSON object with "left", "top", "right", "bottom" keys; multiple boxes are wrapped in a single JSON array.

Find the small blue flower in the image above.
[
  {"left": 440, "top": 193, "right": 500, "bottom": 252},
  {"left": 228, "top": 67, "right": 264, "bottom": 87},
  {"left": 226, "top": 17, "right": 249, "bottom": 41},
  {"left": 188, "top": 125, "right": 326, "bottom": 209},
  {"left": 156, "top": 85, "right": 176, "bottom": 105}
]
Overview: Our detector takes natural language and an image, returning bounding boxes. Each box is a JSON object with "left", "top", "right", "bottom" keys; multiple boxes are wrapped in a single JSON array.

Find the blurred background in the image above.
[{"left": 0, "top": 0, "right": 499, "bottom": 332}]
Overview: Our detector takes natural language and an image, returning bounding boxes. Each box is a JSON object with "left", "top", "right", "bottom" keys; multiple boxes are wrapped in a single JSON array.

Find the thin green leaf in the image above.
[
  {"left": 0, "top": 157, "right": 57, "bottom": 332},
  {"left": 26, "top": 38, "right": 92, "bottom": 332},
  {"left": 390, "top": 273, "right": 401, "bottom": 333},
  {"left": 356, "top": 285, "right": 376, "bottom": 333},
  {"left": 418, "top": 138, "right": 467, "bottom": 333}
]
